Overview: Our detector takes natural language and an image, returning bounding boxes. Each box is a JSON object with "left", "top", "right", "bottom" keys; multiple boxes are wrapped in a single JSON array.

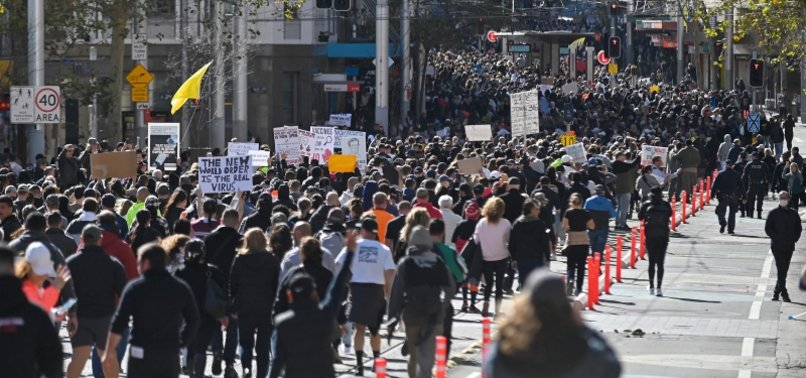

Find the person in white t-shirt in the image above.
[{"left": 335, "top": 217, "right": 396, "bottom": 376}]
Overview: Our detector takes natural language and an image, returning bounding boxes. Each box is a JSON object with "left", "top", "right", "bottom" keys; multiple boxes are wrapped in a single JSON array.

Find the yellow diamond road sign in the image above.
[{"left": 126, "top": 64, "right": 153, "bottom": 86}]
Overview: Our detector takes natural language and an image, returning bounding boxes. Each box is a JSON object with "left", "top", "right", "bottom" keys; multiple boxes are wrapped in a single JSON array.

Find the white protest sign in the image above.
[
  {"left": 227, "top": 142, "right": 259, "bottom": 156},
  {"left": 147, "top": 122, "right": 180, "bottom": 171},
  {"left": 298, "top": 130, "right": 315, "bottom": 158},
  {"left": 465, "top": 124, "right": 492, "bottom": 142},
  {"left": 198, "top": 156, "right": 253, "bottom": 193},
  {"left": 335, "top": 129, "right": 367, "bottom": 171},
  {"left": 273, "top": 126, "right": 301, "bottom": 165},
  {"left": 561, "top": 82, "right": 579, "bottom": 95},
  {"left": 565, "top": 142, "right": 586, "bottom": 163},
  {"left": 641, "top": 145, "right": 669, "bottom": 166},
  {"left": 436, "top": 127, "right": 450, "bottom": 138},
  {"left": 310, "top": 126, "right": 335, "bottom": 163},
  {"left": 248, "top": 150, "right": 272, "bottom": 168},
  {"left": 509, "top": 90, "right": 540, "bottom": 137},
  {"left": 328, "top": 113, "right": 352, "bottom": 127}
]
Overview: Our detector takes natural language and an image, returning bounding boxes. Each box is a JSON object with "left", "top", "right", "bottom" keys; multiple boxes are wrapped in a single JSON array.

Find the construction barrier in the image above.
[
  {"left": 616, "top": 236, "right": 623, "bottom": 283},
  {"left": 435, "top": 336, "right": 447, "bottom": 378},
  {"left": 604, "top": 246, "right": 612, "bottom": 295},
  {"left": 375, "top": 358, "right": 387, "bottom": 378}
]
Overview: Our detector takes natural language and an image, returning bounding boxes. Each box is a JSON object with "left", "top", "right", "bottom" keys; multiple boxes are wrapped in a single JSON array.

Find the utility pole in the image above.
[
  {"left": 676, "top": 12, "right": 684, "bottom": 83},
  {"left": 27, "top": 0, "right": 45, "bottom": 163},
  {"left": 400, "top": 0, "right": 410, "bottom": 133},
  {"left": 232, "top": 2, "right": 248, "bottom": 142},
  {"left": 725, "top": 9, "right": 734, "bottom": 90},
  {"left": 375, "top": 0, "right": 389, "bottom": 135},
  {"left": 134, "top": 23, "right": 148, "bottom": 145},
  {"left": 211, "top": 0, "right": 226, "bottom": 150},
  {"left": 180, "top": 0, "right": 190, "bottom": 150}
]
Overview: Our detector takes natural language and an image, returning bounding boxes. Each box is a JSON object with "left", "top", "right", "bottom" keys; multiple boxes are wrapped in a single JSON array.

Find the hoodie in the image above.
[
  {"left": 717, "top": 134, "right": 732, "bottom": 163},
  {"left": 229, "top": 251, "right": 281, "bottom": 315},
  {"left": 362, "top": 180, "right": 379, "bottom": 211}
]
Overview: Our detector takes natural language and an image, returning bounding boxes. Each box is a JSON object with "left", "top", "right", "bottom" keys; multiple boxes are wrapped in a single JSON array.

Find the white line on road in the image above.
[
  {"left": 465, "top": 372, "right": 481, "bottom": 378},
  {"left": 738, "top": 337, "right": 754, "bottom": 378},
  {"left": 748, "top": 255, "right": 773, "bottom": 320}
]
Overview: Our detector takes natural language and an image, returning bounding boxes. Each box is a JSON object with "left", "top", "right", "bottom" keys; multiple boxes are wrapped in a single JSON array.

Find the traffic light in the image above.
[
  {"left": 609, "top": 1, "right": 620, "bottom": 15},
  {"left": 334, "top": 0, "right": 351, "bottom": 11},
  {"left": 608, "top": 36, "right": 621, "bottom": 58},
  {"left": 749, "top": 59, "right": 764, "bottom": 88},
  {"left": 316, "top": 0, "right": 332, "bottom": 8}
]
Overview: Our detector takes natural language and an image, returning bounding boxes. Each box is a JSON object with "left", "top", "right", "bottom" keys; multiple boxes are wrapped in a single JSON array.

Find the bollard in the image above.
[
  {"left": 616, "top": 236, "right": 623, "bottom": 283},
  {"left": 699, "top": 181, "right": 705, "bottom": 210},
  {"left": 593, "top": 255, "right": 601, "bottom": 304},
  {"left": 681, "top": 190, "right": 688, "bottom": 223},
  {"left": 587, "top": 256, "right": 595, "bottom": 310},
  {"left": 604, "top": 246, "right": 612, "bottom": 295},
  {"left": 481, "top": 318, "right": 491, "bottom": 377},
  {"left": 707, "top": 176, "right": 712, "bottom": 204},
  {"left": 375, "top": 358, "right": 387, "bottom": 378},
  {"left": 639, "top": 221, "right": 646, "bottom": 260},
  {"left": 435, "top": 336, "right": 447, "bottom": 378},
  {"left": 630, "top": 227, "right": 637, "bottom": 269},
  {"left": 670, "top": 196, "right": 677, "bottom": 231},
  {"left": 691, "top": 186, "right": 697, "bottom": 215}
]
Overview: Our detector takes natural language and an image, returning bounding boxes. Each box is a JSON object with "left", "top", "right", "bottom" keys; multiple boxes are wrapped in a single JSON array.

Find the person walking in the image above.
[
  {"left": 674, "top": 139, "right": 701, "bottom": 201},
  {"left": 764, "top": 191, "right": 803, "bottom": 302},
  {"left": 66, "top": 225, "right": 127, "bottom": 378},
  {"left": 711, "top": 160, "right": 744, "bottom": 234},
  {"left": 484, "top": 269, "right": 621, "bottom": 378},
  {"left": 509, "top": 200, "right": 552, "bottom": 284},
  {"left": 17, "top": 242, "right": 71, "bottom": 315},
  {"left": 388, "top": 225, "right": 455, "bottom": 378},
  {"left": 782, "top": 162, "right": 805, "bottom": 209},
  {"left": 102, "top": 243, "right": 200, "bottom": 378},
  {"left": 638, "top": 188, "right": 672, "bottom": 296},
  {"left": 229, "top": 227, "right": 281, "bottom": 378},
  {"left": 636, "top": 166, "right": 661, "bottom": 203},
  {"left": 584, "top": 185, "right": 616, "bottom": 255},
  {"left": 742, "top": 152, "right": 771, "bottom": 219},
  {"left": 335, "top": 217, "right": 396, "bottom": 376},
  {"left": 474, "top": 197, "right": 511, "bottom": 317},
  {"left": 612, "top": 151, "right": 641, "bottom": 230},
  {"left": 563, "top": 194, "right": 595, "bottom": 296}
]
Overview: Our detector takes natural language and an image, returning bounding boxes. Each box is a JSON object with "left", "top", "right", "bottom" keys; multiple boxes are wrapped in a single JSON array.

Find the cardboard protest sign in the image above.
[
  {"left": 310, "top": 126, "right": 335, "bottom": 163},
  {"left": 334, "top": 130, "right": 367, "bottom": 171},
  {"left": 147, "top": 122, "right": 180, "bottom": 171},
  {"left": 273, "top": 126, "right": 300, "bottom": 165},
  {"left": 465, "top": 125, "right": 492, "bottom": 142},
  {"left": 227, "top": 142, "right": 259, "bottom": 156},
  {"left": 457, "top": 157, "right": 484, "bottom": 175},
  {"left": 565, "top": 142, "right": 586, "bottom": 163},
  {"left": 198, "top": 156, "right": 253, "bottom": 193},
  {"left": 328, "top": 154, "right": 357, "bottom": 173},
  {"left": 328, "top": 113, "right": 352, "bottom": 127},
  {"left": 248, "top": 150, "right": 272, "bottom": 168},
  {"left": 91, "top": 151, "right": 137, "bottom": 179},
  {"left": 641, "top": 145, "right": 669, "bottom": 166}
]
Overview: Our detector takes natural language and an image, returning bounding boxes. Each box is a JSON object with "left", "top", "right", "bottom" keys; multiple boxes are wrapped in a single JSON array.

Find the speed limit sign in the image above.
[{"left": 34, "top": 86, "right": 61, "bottom": 124}]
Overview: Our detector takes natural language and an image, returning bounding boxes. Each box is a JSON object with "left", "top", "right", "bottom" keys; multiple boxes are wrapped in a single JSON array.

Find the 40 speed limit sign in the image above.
[{"left": 34, "top": 86, "right": 61, "bottom": 123}]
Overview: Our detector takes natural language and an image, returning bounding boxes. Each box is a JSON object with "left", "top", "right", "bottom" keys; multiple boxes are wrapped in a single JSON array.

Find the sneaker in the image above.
[
  {"left": 224, "top": 365, "right": 238, "bottom": 378},
  {"left": 656, "top": 288, "right": 663, "bottom": 297},
  {"left": 181, "top": 365, "right": 192, "bottom": 376},
  {"left": 461, "top": 301, "right": 468, "bottom": 312},
  {"left": 757, "top": 211, "right": 762, "bottom": 219},
  {"left": 468, "top": 304, "right": 481, "bottom": 314},
  {"left": 212, "top": 355, "right": 223, "bottom": 376},
  {"left": 719, "top": 225, "right": 725, "bottom": 234},
  {"left": 482, "top": 301, "right": 490, "bottom": 317},
  {"left": 782, "top": 291, "right": 792, "bottom": 303},
  {"left": 648, "top": 287, "right": 655, "bottom": 296},
  {"left": 401, "top": 340, "right": 409, "bottom": 357},
  {"left": 728, "top": 230, "right": 735, "bottom": 235}
]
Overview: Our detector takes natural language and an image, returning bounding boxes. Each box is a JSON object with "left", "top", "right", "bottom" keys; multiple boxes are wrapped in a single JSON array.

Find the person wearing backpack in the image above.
[
  {"left": 317, "top": 208, "right": 347, "bottom": 263},
  {"left": 388, "top": 225, "right": 455, "bottom": 378},
  {"left": 429, "top": 219, "right": 467, "bottom": 359},
  {"left": 638, "top": 187, "right": 672, "bottom": 297}
]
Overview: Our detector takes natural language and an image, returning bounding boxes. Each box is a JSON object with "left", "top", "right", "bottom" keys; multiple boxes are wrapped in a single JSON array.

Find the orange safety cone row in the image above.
[
  {"left": 616, "top": 236, "right": 623, "bottom": 282},
  {"left": 587, "top": 256, "right": 595, "bottom": 310},
  {"left": 639, "top": 220, "right": 646, "bottom": 260},
  {"left": 670, "top": 196, "right": 677, "bottom": 231},
  {"left": 604, "top": 246, "right": 612, "bottom": 295},
  {"left": 681, "top": 190, "right": 688, "bottom": 223},
  {"left": 375, "top": 358, "right": 387, "bottom": 378},
  {"left": 435, "top": 336, "right": 447, "bottom": 378},
  {"left": 630, "top": 227, "right": 637, "bottom": 269}
]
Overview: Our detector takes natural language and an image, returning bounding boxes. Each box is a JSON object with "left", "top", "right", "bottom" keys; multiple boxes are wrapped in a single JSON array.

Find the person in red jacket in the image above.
[
  {"left": 413, "top": 188, "right": 443, "bottom": 220},
  {"left": 97, "top": 211, "right": 139, "bottom": 280}
]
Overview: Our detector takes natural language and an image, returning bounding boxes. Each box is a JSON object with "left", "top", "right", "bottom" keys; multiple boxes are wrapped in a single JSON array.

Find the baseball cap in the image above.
[
  {"left": 438, "top": 175, "right": 451, "bottom": 183},
  {"left": 25, "top": 242, "right": 55, "bottom": 276},
  {"left": 508, "top": 177, "right": 521, "bottom": 186},
  {"left": 490, "top": 171, "right": 501, "bottom": 180},
  {"left": 17, "top": 184, "right": 29, "bottom": 194},
  {"left": 88, "top": 137, "right": 99, "bottom": 145},
  {"left": 725, "top": 159, "right": 735, "bottom": 166},
  {"left": 101, "top": 193, "right": 117, "bottom": 209},
  {"left": 287, "top": 272, "right": 316, "bottom": 299},
  {"left": 595, "top": 184, "right": 606, "bottom": 194},
  {"left": 358, "top": 217, "right": 378, "bottom": 233},
  {"left": 81, "top": 224, "right": 103, "bottom": 243},
  {"left": 327, "top": 208, "right": 345, "bottom": 224},
  {"left": 464, "top": 202, "right": 481, "bottom": 220}
]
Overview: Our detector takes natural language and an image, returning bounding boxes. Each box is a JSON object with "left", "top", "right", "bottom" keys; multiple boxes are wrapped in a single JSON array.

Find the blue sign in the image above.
[
  {"left": 747, "top": 112, "right": 761, "bottom": 133},
  {"left": 345, "top": 66, "right": 360, "bottom": 77}
]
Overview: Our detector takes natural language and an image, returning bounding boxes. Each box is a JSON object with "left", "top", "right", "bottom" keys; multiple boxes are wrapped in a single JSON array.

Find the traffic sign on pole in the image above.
[
  {"left": 747, "top": 111, "right": 761, "bottom": 133},
  {"left": 126, "top": 64, "right": 153, "bottom": 86},
  {"left": 597, "top": 50, "right": 611, "bottom": 65},
  {"left": 33, "top": 86, "right": 61, "bottom": 123},
  {"left": 10, "top": 86, "right": 35, "bottom": 123}
]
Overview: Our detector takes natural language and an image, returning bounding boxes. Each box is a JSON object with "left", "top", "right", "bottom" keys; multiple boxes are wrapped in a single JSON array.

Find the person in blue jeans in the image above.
[{"left": 584, "top": 185, "right": 616, "bottom": 256}]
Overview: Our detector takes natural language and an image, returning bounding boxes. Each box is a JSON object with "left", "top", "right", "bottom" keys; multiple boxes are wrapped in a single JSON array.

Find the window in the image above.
[
  {"left": 283, "top": 1, "right": 301, "bottom": 39},
  {"left": 148, "top": 0, "right": 175, "bottom": 18},
  {"left": 282, "top": 72, "right": 299, "bottom": 125}
]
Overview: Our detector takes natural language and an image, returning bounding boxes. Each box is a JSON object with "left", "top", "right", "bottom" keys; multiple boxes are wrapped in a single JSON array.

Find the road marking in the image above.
[
  {"left": 465, "top": 373, "right": 481, "bottom": 378},
  {"left": 748, "top": 254, "right": 773, "bottom": 320},
  {"left": 741, "top": 337, "right": 755, "bottom": 357}
]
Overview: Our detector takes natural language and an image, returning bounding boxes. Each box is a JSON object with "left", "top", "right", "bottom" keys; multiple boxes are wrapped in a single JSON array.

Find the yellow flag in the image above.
[
  {"left": 569, "top": 37, "right": 586, "bottom": 49},
  {"left": 170, "top": 61, "right": 212, "bottom": 114}
]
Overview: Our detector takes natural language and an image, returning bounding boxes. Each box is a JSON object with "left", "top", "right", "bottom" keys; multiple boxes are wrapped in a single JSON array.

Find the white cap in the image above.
[
  {"left": 490, "top": 171, "right": 501, "bottom": 180},
  {"left": 25, "top": 242, "right": 55, "bottom": 277}
]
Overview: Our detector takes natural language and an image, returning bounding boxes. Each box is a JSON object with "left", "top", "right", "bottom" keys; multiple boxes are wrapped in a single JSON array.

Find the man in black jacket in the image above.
[
  {"left": 239, "top": 192, "right": 272, "bottom": 233},
  {"left": 0, "top": 246, "right": 62, "bottom": 378},
  {"left": 103, "top": 243, "right": 199, "bottom": 377},
  {"left": 638, "top": 188, "right": 673, "bottom": 296},
  {"left": 66, "top": 225, "right": 127, "bottom": 378},
  {"left": 711, "top": 160, "right": 744, "bottom": 234},
  {"left": 58, "top": 144, "right": 81, "bottom": 189},
  {"left": 764, "top": 191, "right": 803, "bottom": 302},
  {"left": 500, "top": 177, "right": 526, "bottom": 224},
  {"left": 0, "top": 195, "right": 21, "bottom": 242}
]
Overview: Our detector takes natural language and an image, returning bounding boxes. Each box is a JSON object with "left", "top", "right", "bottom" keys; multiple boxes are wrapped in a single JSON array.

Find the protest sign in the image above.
[
  {"left": 641, "top": 145, "right": 669, "bottom": 166},
  {"left": 248, "top": 150, "right": 272, "bottom": 168},
  {"left": 328, "top": 154, "right": 357, "bottom": 173},
  {"left": 465, "top": 125, "right": 492, "bottom": 142},
  {"left": 510, "top": 90, "right": 540, "bottom": 137},
  {"left": 198, "top": 156, "right": 253, "bottom": 193},
  {"left": 227, "top": 142, "right": 259, "bottom": 156},
  {"left": 565, "top": 142, "right": 586, "bottom": 163},
  {"left": 310, "top": 126, "right": 335, "bottom": 163},
  {"left": 327, "top": 113, "right": 352, "bottom": 127},
  {"left": 147, "top": 122, "right": 180, "bottom": 171},
  {"left": 91, "top": 151, "right": 137, "bottom": 179},
  {"left": 334, "top": 130, "right": 367, "bottom": 171},
  {"left": 436, "top": 127, "right": 450, "bottom": 138},
  {"left": 298, "top": 130, "right": 315, "bottom": 158},
  {"left": 273, "top": 126, "right": 300, "bottom": 165},
  {"left": 457, "top": 156, "right": 484, "bottom": 175},
  {"left": 561, "top": 82, "right": 579, "bottom": 95}
]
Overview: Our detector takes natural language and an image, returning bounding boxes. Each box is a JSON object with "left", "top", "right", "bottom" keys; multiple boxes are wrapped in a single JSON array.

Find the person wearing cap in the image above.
[
  {"left": 13, "top": 184, "right": 30, "bottom": 214},
  {"left": 584, "top": 184, "right": 616, "bottom": 256},
  {"left": 743, "top": 152, "right": 771, "bottom": 219},
  {"left": 711, "top": 159, "right": 743, "bottom": 234},
  {"left": 66, "top": 224, "right": 127, "bottom": 378},
  {"left": 79, "top": 137, "right": 100, "bottom": 172},
  {"left": 102, "top": 243, "right": 200, "bottom": 377},
  {"left": 638, "top": 187, "right": 673, "bottom": 297},
  {"left": 334, "top": 217, "right": 396, "bottom": 376},
  {"left": 387, "top": 225, "right": 455, "bottom": 378},
  {"left": 484, "top": 269, "right": 621, "bottom": 378},
  {"left": 413, "top": 187, "right": 443, "bottom": 220},
  {"left": 0, "top": 195, "right": 21, "bottom": 242},
  {"left": 269, "top": 230, "right": 358, "bottom": 378},
  {"left": 0, "top": 245, "right": 63, "bottom": 378},
  {"left": 65, "top": 198, "right": 99, "bottom": 244},
  {"left": 57, "top": 143, "right": 81, "bottom": 189},
  {"left": 17, "top": 242, "right": 72, "bottom": 315}
]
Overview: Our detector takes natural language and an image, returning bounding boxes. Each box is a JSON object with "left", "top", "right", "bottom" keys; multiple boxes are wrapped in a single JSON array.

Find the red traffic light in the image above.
[
  {"left": 609, "top": 1, "right": 620, "bottom": 13},
  {"left": 608, "top": 36, "right": 621, "bottom": 58}
]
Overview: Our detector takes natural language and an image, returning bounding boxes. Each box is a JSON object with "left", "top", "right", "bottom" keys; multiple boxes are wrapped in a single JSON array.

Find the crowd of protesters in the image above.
[{"left": 1, "top": 40, "right": 806, "bottom": 378}]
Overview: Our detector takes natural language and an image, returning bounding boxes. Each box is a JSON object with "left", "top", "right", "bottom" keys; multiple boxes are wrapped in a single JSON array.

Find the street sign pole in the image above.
[{"left": 27, "top": 0, "right": 45, "bottom": 163}]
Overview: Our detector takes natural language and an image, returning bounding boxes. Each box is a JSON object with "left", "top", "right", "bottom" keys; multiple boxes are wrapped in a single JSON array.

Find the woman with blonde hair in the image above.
[
  {"left": 395, "top": 207, "right": 431, "bottom": 262},
  {"left": 16, "top": 242, "right": 71, "bottom": 316},
  {"left": 474, "top": 197, "right": 511, "bottom": 317},
  {"left": 229, "top": 228, "right": 280, "bottom": 378}
]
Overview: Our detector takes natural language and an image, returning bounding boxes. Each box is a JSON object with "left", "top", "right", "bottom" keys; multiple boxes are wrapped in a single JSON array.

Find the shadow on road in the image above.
[{"left": 662, "top": 296, "right": 722, "bottom": 304}]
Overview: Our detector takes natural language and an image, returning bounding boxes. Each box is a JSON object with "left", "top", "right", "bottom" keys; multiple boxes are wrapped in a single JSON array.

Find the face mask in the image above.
[{"left": 780, "top": 199, "right": 789, "bottom": 207}]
